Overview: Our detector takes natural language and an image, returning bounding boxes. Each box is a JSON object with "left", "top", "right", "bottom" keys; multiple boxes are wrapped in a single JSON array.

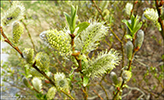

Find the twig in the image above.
[
  {"left": 91, "top": 0, "right": 105, "bottom": 21},
  {"left": 0, "top": 26, "right": 23, "bottom": 58},
  {"left": 92, "top": 89, "right": 104, "bottom": 100},
  {"left": 99, "top": 83, "right": 109, "bottom": 100},
  {"left": 21, "top": 20, "right": 36, "bottom": 53},
  {"left": 123, "top": 86, "right": 145, "bottom": 99},
  {"left": 1, "top": 26, "right": 75, "bottom": 100},
  {"left": 155, "top": 0, "right": 164, "bottom": 40}
]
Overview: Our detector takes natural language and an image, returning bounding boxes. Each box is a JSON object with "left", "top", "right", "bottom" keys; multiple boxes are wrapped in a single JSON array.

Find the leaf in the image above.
[
  {"left": 125, "top": 34, "right": 132, "bottom": 40},
  {"left": 122, "top": 20, "right": 132, "bottom": 34},
  {"left": 133, "top": 22, "right": 142, "bottom": 37},
  {"left": 71, "top": 6, "right": 78, "bottom": 34},
  {"left": 64, "top": 12, "right": 71, "bottom": 28},
  {"left": 71, "top": 5, "right": 75, "bottom": 17},
  {"left": 76, "top": 22, "right": 90, "bottom": 34},
  {"left": 83, "top": 76, "right": 89, "bottom": 87}
]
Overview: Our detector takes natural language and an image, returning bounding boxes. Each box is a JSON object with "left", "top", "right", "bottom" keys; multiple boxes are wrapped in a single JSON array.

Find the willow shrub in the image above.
[{"left": 1, "top": 1, "right": 164, "bottom": 100}]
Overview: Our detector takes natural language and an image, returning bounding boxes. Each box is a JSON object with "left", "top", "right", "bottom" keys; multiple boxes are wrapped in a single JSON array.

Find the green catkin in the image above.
[
  {"left": 22, "top": 48, "right": 34, "bottom": 64},
  {"left": 122, "top": 70, "right": 132, "bottom": 82},
  {"left": 46, "top": 87, "right": 57, "bottom": 99},
  {"left": 74, "top": 21, "right": 108, "bottom": 54},
  {"left": 54, "top": 72, "right": 69, "bottom": 91},
  {"left": 125, "top": 41, "right": 133, "bottom": 60},
  {"left": 35, "top": 52, "right": 50, "bottom": 71},
  {"left": 82, "top": 49, "right": 121, "bottom": 78},
  {"left": 125, "top": 3, "right": 133, "bottom": 16},
  {"left": 110, "top": 72, "right": 118, "bottom": 85},
  {"left": 1, "top": 2, "right": 25, "bottom": 26},
  {"left": 22, "top": 77, "right": 31, "bottom": 88},
  {"left": 12, "top": 21, "right": 24, "bottom": 44},
  {"left": 32, "top": 77, "right": 42, "bottom": 92},
  {"left": 135, "top": 30, "right": 144, "bottom": 49},
  {"left": 39, "top": 29, "right": 71, "bottom": 57}
]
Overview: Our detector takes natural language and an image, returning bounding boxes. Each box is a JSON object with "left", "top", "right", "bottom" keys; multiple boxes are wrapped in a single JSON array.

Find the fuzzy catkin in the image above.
[
  {"left": 122, "top": 70, "right": 132, "bottom": 82},
  {"left": 125, "top": 41, "right": 133, "bottom": 60},
  {"left": 22, "top": 48, "right": 34, "bottom": 64},
  {"left": 35, "top": 52, "right": 50, "bottom": 71},
  {"left": 135, "top": 30, "right": 144, "bottom": 49},
  {"left": 82, "top": 49, "right": 121, "bottom": 78},
  {"left": 54, "top": 72, "right": 69, "bottom": 91},
  {"left": 75, "top": 21, "right": 108, "bottom": 54},
  {"left": 40, "top": 29, "right": 72, "bottom": 57},
  {"left": 1, "top": 2, "right": 25, "bottom": 26},
  {"left": 12, "top": 21, "right": 24, "bottom": 44}
]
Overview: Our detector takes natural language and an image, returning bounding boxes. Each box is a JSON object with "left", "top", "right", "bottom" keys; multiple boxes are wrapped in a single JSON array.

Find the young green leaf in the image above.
[{"left": 76, "top": 22, "right": 90, "bottom": 34}]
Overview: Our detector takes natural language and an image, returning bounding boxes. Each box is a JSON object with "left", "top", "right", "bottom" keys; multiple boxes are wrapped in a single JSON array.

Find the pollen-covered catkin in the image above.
[
  {"left": 12, "top": 21, "right": 24, "bottom": 44},
  {"left": 39, "top": 29, "right": 71, "bottom": 57}
]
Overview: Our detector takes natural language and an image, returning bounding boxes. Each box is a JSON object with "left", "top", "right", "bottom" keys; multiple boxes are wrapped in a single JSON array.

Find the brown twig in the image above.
[
  {"left": 155, "top": 0, "right": 164, "bottom": 40},
  {"left": 0, "top": 26, "right": 23, "bottom": 58},
  {"left": 91, "top": 0, "right": 105, "bottom": 21},
  {"left": 92, "top": 89, "right": 104, "bottom": 100}
]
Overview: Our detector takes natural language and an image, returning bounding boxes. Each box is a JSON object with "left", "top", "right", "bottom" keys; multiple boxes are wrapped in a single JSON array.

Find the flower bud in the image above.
[
  {"left": 23, "top": 48, "right": 34, "bottom": 64},
  {"left": 117, "top": 77, "right": 123, "bottom": 87},
  {"left": 22, "top": 77, "right": 31, "bottom": 88},
  {"left": 110, "top": 72, "right": 118, "bottom": 85},
  {"left": 125, "top": 41, "right": 133, "bottom": 60},
  {"left": 135, "top": 30, "right": 144, "bottom": 49},
  {"left": 122, "top": 70, "right": 132, "bottom": 82},
  {"left": 46, "top": 87, "right": 57, "bottom": 99},
  {"left": 35, "top": 52, "right": 50, "bottom": 71},
  {"left": 32, "top": 77, "right": 42, "bottom": 92},
  {"left": 12, "top": 21, "right": 24, "bottom": 44},
  {"left": 125, "top": 3, "right": 133, "bottom": 16}
]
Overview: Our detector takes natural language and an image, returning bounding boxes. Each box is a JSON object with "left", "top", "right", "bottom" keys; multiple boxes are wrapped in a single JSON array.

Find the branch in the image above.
[
  {"left": 0, "top": 26, "right": 23, "bottom": 58},
  {"left": 0, "top": 26, "right": 75, "bottom": 100},
  {"left": 155, "top": 0, "right": 164, "bottom": 40}
]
